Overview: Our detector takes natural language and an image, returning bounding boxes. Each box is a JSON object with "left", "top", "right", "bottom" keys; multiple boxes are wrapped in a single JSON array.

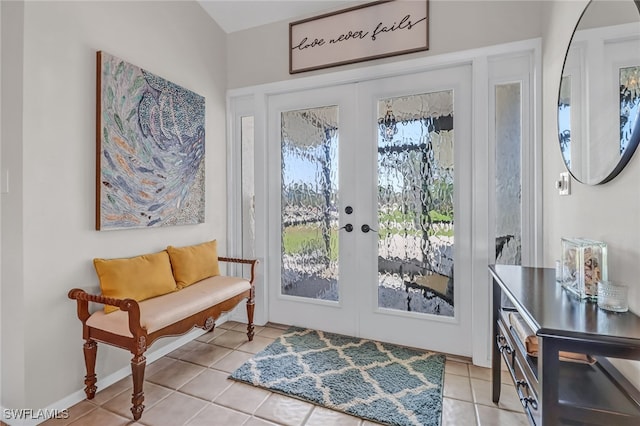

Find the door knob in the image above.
[
  {"left": 361, "top": 224, "right": 377, "bottom": 233},
  {"left": 340, "top": 224, "right": 353, "bottom": 232}
]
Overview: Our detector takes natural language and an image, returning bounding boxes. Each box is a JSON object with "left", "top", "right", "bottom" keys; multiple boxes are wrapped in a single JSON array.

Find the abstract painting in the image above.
[{"left": 96, "top": 51, "right": 205, "bottom": 230}]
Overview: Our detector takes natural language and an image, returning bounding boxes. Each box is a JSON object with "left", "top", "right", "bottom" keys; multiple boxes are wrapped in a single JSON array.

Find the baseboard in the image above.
[
  {"left": 230, "top": 309, "right": 249, "bottom": 323},
  {"left": 229, "top": 305, "right": 266, "bottom": 326},
  {"left": 1, "top": 315, "right": 232, "bottom": 426}
]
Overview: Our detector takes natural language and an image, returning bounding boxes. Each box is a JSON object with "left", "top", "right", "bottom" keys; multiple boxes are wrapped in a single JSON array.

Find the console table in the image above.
[{"left": 490, "top": 264, "right": 640, "bottom": 425}]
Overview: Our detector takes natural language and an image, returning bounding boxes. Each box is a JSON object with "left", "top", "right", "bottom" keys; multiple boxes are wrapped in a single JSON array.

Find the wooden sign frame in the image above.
[{"left": 289, "top": 0, "right": 429, "bottom": 74}]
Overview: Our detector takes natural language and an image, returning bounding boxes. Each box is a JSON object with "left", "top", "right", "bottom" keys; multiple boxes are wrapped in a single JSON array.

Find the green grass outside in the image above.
[
  {"left": 283, "top": 214, "right": 453, "bottom": 258},
  {"left": 283, "top": 225, "right": 338, "bottom": 261},
  {"left": 379, "top": 209, "right": 452, "bottom": 224}
]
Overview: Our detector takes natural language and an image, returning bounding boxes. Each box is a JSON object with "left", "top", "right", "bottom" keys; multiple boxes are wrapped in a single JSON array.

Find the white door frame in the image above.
[
  {"left": 226, "top": 38, "right": 542, "bottom": 367},
  {"left": 355, "top": 66, "right": 473, "bottom": 356},
  {"left": 263, "top": 67, "right": 473, "bottom": 355},
  {"left": 266, "top": 84, "right": 360, "bottom": 336}
]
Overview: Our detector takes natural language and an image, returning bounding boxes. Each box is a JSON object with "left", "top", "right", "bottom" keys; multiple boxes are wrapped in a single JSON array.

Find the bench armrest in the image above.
[
  {"left": 218, "top": 257, "right": 258, "bottom": 285},
  {"left": 68, "top": 289, "right": 143, "bottom": 337}
]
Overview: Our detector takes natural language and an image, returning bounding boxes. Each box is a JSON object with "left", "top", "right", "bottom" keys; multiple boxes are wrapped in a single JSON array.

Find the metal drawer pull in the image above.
[
  {"left": 496, "top": 335, "right": 513, "bottom": 355},
  {"left": 520, "top": 396, "right": 538, "bottom": 410},
  {"left": 516, "top": 379, "right": 538, "bottom": 410}
]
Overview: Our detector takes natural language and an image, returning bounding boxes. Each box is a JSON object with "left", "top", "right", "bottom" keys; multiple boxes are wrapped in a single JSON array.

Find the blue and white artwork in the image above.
[{"left": 97, "top": 51, "right": 205, "bottom": 230}]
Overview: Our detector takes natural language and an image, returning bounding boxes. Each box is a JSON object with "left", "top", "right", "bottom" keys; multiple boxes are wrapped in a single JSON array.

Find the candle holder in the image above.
[{"left": 597, "top": 281, "right": 629, "bottom": 313}]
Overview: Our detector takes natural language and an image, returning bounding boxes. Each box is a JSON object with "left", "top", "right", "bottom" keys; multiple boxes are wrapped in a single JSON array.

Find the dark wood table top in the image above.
[{"left": 489, "top": 264, "right": 640, "bottom": 345}]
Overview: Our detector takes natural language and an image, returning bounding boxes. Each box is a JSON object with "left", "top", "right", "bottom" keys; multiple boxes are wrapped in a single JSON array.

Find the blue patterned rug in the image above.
[{"left": 230, "top": 327, "right": 445, "bottom": 426}]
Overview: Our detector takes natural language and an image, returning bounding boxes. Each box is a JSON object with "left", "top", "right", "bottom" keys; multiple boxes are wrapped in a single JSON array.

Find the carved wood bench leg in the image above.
[
  {"left": 130, "top": 354, "right": 146, "bottom": 421},
  {"left": 204, "top": 316, "right": 215, "bottom": 333},
  {"left": 83, "top": 339, "right": 98, "bottom": 399},
  {"left": 246, "top": 298, "right": 255, "bottom": 341}
]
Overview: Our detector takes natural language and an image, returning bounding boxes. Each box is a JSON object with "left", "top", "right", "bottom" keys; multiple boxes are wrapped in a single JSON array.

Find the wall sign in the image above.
[{"left": 289, "top": 0, "right": 429, "bottom": 74}]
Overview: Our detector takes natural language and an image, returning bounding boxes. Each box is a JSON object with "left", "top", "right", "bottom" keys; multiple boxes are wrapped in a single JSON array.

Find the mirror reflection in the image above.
[{"left": 558, "top": 0, "right": 640, "bottom": 185}]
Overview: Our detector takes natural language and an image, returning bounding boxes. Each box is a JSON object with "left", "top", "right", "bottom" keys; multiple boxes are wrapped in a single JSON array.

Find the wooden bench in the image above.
[{"left": 68, "top": 246, "right": 257, "bottom": 421}]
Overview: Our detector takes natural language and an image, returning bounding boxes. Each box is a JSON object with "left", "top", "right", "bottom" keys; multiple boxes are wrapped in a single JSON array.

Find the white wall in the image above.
[
  {"left": 0, "top": 0, "right": 3, "bottom": 410},
  {"left": 541, "top": 0, "right": 640, "bottom": 385},
  {"left": 226, "top": 0, "right": 543, "bottom": 88},
  {"left": 1, "top": 0, "right": 226, "bottom": 411},
  {"left": 1, "top": 0, "right": 26, "bottom": 411}
]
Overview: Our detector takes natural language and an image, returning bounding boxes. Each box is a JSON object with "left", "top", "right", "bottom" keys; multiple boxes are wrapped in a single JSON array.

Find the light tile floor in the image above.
[{"left": 39, "top": 322, "right": 528, "bottom": 426}]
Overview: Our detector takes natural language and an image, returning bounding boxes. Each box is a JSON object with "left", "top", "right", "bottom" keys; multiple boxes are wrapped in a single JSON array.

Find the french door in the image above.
[{"left": 267, "top": 65, "right": 473, "bottom": 356}]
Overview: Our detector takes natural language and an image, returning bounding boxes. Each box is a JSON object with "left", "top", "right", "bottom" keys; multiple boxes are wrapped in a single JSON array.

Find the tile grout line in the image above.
[
  {"left": 179, "top": 402, "right": 209, "bottom": 426},
  {"left": 54, "top": 326, "right": 528, "bottom": 426},
  {"left": 299, "top": 403, "right": 317, "bottom": 426}
]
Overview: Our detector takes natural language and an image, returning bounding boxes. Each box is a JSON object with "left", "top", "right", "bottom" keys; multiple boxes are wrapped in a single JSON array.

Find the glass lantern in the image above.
[{"left": 561, "top": 238, "right": 608, "bottom": 300}]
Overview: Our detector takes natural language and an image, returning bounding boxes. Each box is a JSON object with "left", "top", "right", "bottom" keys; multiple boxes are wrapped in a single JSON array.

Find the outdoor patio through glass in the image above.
[
  {"left": 281, "top": 106, "right": 340, "bottom": 302},
  {"left": 376, "top": 91, "right": 454, "bottom": 316},
  {"left": 279, "top": 91, "right": 456, "bottom": 317}
]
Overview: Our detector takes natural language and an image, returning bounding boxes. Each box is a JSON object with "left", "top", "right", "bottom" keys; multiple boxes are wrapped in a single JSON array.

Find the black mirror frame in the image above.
[{"left": 557, "top": 0, "right": 640, "bottom": 185}]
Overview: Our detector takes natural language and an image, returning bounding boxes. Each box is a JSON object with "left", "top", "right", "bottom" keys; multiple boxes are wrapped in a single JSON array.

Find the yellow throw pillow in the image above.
[
  {"left": 167, "top": 240, "right": 220, "bottom": 289},
  {"left": 93, "top": 250, "right": 178, "bottom": 313}
]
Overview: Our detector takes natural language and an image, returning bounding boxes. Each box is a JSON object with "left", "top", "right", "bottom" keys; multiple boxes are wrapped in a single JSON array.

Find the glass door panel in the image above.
[
  {"left": 376, "top": 92, "right": 455, "bottom": 316},
  {"left": 241, "top": 116, "right": 255, "bottom": 260},
  {"left": 495, "top": 83, "right": 522, "bottom": 265},
  {"left": 281, "top": 106, "right": 340, "bottom": 301},
  {"left": 267, "top": 85, "right": 357, "bottom": 336},
  {"left": 358, "top": 65, "right": 472, "bottom": 356}
]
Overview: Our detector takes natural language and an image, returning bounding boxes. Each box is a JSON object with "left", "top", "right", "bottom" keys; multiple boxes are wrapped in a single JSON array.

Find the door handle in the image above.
[
  {"left": 361, "top": 224, "right": 378, "bottom": 233},
  {"left": 340, "top": 224, "right": 353, "bottom": 232}
]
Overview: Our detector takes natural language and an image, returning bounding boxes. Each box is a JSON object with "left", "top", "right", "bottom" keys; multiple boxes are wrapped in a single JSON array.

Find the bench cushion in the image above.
[
  {"left": 86, "top": 275, "right": 251, "bottom": 337},
  {"left": 94, "top": 251, "right": 178, "bottom": 314},
  {"left": 167, "top": 240, "right": 220, "bottom": 289}
]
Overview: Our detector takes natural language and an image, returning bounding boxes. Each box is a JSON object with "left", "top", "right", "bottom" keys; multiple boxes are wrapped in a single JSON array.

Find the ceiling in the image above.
[{"left": 198, "top": 0, "right": 368, "bottom": 34}]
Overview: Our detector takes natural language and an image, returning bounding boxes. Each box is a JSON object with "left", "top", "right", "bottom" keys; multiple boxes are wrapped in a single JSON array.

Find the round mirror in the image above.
[{"left": 558, "top": 0, "right": 640, "bottom": 185}]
